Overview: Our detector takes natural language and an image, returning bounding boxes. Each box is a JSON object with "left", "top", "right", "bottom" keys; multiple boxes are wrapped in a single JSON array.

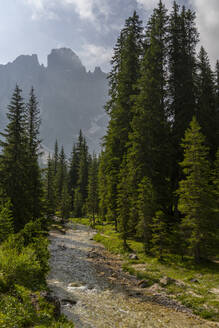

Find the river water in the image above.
[{"left": 47, "top": 223, "right": 217, "bottom": 328}]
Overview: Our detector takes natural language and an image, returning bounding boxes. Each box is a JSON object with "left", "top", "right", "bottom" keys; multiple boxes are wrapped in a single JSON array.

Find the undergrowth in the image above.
[{"left": 0, "top": 218, "right": 74, "bottom": 328}]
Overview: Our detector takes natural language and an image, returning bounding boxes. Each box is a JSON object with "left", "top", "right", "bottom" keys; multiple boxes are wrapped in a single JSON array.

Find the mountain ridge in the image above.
[{"left": 0, "top": 48, "right": 108, "bottom": 154}]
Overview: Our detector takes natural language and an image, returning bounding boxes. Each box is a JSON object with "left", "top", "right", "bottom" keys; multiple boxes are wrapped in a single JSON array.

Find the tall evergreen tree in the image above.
[
  {"left": 196, "top": 47, "right": 218, "bottom": 161},
  {"left": 0, "top": 85, "right": 30, "bottom": 231},
  {"left": 137, "top": 177, "right": 156, "bottom": 253},
  {"left": 68, "top": 144, "right": 79, "bottom": 211},
  {"left": 25, "top": 87, "right": 42, "bottom": 220},
  {"left": 125, "top": 1, "right": 170, "bottom": 237},
  {"left": 103, "top": 11, "right": 143, "bottom": 229},
  {"left": 168, "top": 2, "right": 199, "bottom": 211},
  {"left": 56, "top": 145, "right": 67, "bottom": 205},
  {"left": 87, "top": 153, "right": 99, "bottom": 226},
  {"left": 45, "top": 155, "right": 56, "bottom": 218},
  {"left": 53, "top": 139, "right": 59, "bottom": 176},
  {"left": 98, "top": 151, "right": 108, "bottom": 221},
  {"left": 177, "top": 117, "right": 215, "bottom": 262}
]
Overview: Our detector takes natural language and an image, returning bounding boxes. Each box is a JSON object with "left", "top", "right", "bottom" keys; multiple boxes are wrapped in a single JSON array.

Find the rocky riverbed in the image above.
[{"left": 47, "top": 223, "right": 218, "bottom": 328}]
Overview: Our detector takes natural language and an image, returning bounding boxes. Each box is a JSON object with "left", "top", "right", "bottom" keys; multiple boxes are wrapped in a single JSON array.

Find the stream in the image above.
[{"left": 47, "top": 223, "right": 217, "bottom": 328}]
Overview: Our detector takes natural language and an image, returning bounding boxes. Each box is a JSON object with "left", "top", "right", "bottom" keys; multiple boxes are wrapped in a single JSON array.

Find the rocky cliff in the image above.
[{"left": 0, "top": 48, "right": 108, "bottom": 154}]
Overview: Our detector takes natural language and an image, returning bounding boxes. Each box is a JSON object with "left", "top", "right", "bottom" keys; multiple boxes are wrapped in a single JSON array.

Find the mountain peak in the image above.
[{"left": 47, "top": 48, "right": 85, "bottom": 72}]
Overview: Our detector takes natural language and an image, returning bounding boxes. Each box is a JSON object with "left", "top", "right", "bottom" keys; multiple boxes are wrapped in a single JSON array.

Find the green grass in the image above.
[{"left": 70, "top": 218, "right": 219, "bottom": 322}]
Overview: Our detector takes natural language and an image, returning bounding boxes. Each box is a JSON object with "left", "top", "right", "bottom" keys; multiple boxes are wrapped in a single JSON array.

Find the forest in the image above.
[{"left": 0, "top": 0, "right": 218, "bottom": 326}]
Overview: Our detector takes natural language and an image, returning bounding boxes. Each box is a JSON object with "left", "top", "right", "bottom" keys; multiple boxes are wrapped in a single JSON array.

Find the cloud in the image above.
[
  {"left": 191, "top": 0, "right": 219, "bottom": 65},
  {"left": 136, "top": 0, "right": 172, "bottom": 10},
  {"left": 79, "top": 44, "right": 112, "bottom": 71},
  {"left": 24, "top": 0, "right": 111, "bottom": 22}
]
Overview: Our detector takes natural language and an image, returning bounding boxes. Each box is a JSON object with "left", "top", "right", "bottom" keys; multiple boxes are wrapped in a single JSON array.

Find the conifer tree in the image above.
[
  {"left": 177, "top": 117, "right": 215, "bottom": 262},
  {"left": 25, "top": 87, "right": 43, "bottom": 220},
  {"left": 137, "top": 177, "right": 156, "bottom": 253},
  {"left": 126, "top": 1, "right": 170, "bottom": 236},
  {"left": 68, "top": 144, "right": 79, "bottom": 211},
  {"left": 103, "top": 11, "right": 143, "bottom": 229},
  {"left": 0, "top": 85, "right": 30, "bottom": 231},
  {"left": 87, "top": 153, "right": 99, "bottom": 226},
  {"left": 45, "top": 155, "right": 56, "bottom": 218},
  {"left": 196, "top": 47, "right": 218, "bottom": 161},
  {"left": 98, "top": 151, "right": 108, "bottom": 221},
  {"left": 168, "top": 2, "right": 199, "bottom": 211},
  {"left": 53, "top": 139, "right": 59, "bottom": 176},
  {"left": 56, "top": 145, "right": 67, "bottom": 206}
]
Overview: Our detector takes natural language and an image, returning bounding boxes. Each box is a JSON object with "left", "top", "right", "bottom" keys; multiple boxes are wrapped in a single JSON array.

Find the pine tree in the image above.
[
  {"left": 0, "top": 85, "right": 30, "bottom": 231},
  {"left": 168, "top": 2, "right": 199, "bottom": 212},
  {"left": 72, "top": 131, "right": 90, "bottom": 217},
  {"left": 177, "top": 117, "right": 215, "bottom": 262},
  {"left": 196, "top": 47, "right": 218, "bottom": 161},
  {"left": 53, "top": 139, "right": 59, "bottom": 176},
  {"left": 87, "top": 153, "right": 99, "bottom": 226},
  {"left": 68, "top": 144, "right": 79, "bottom": 211},
  {"left": 103, "top": 11, "right": 143, "bottom": 229},
  {"left": 56, "top": 145, "right": 67, "bottom": 206},
  {"left": 151, "top": 211, "right": 169, "bottom": 261},
  {"left": 117, "top": 157, "right": 131, "bottom": 247},
  {"left": 98, "top": 151, "right": 108, "bottom": 221},
  {"left": 137, "top": 177, "right": 156, "bottom": 253},
  {"left": 25, "top": 87, "right": 43, "bottom": 220},
  {"left": 45, "top": 155, "right": 56, "bottom": 218},
  {"left": 126, "top": 1, "right": 170, "bottom": 236},
  {"left": 0, "top": 200, "right": 14, "bottom": 243}
]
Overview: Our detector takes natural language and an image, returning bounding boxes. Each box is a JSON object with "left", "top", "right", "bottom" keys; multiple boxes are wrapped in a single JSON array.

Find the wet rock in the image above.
[
  {"left": 148, "top": 283, "right": 162, "bottom": 293},
  {"left": 138, "top": 279, "right": 151, "bottom": 288},
  {"left": 88, "top": 251, "right": 99, "bottom": 258},
  {"left": 61, "top": 299, "right": 77, "bottom": 306},
  {"left": 129, "top": 253, "right": 139, "bottom": 260}
]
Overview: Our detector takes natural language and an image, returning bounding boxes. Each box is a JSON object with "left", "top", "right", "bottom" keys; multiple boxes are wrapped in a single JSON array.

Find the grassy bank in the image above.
[
  {"left": 70, "top": 218, "right": 219, "bottom": 322},
  {"left": 0, "top": 219, "right": 74, "bottom": 328}
]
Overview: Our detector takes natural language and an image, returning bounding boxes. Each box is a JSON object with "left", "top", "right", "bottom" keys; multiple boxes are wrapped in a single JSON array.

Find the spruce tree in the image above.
[
  {"left": 196, "top": 47, "right": 218, "bottom": 161},
  {"left": 98, "top": 151, "right": 108, "bottom": 221},
  {"left": 137, "top": 177, "right": 156, "bottom": 253},
  {"left": 68, "top": 144, "right": 79, "bottom": 211},
  {"left": 103, "top": 11, "right": 143, "bottom": 229},
  {"left": 56, "top": 145, "right": 67, "bottom": 206},
  {"left": 53, "top": 139, "right": 59, "bottom": 176},
  {"left": 87, "top": 153, "right": 99, "bottom": 226},
  {"left": 177, "top": 117, "right": 215, "bottom": 262},
  {"left": 126, "top": 1, "right": 170, "bottom": 236},
  {"left": 0, "top": 85, "right": 30, "bottom": 231},
  {"left": 25, "top": 87, "right": 42, "bottom": 220},
  {"left": 168, "top": 2, "right": 199, "bottom": 211},
  {"left": 45, "top": 155, "right": 56, "bottom": 218}
]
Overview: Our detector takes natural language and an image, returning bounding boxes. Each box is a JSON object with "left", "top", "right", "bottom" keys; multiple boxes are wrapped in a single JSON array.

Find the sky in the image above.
[{"left": 0, "top": 0, "right": 218, "bottom": 72}]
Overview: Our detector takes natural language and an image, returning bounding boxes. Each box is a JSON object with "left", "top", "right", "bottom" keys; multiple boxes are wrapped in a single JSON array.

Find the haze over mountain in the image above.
[{"left": 0, "top": 48, "right": 108, "bottom": 154}]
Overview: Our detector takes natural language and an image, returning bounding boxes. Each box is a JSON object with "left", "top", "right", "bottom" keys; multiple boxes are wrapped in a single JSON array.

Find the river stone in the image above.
[
  {"left": 129, "top": 253, "right": 139, "bottom": 260},
  {"left": 138, "top": 279, "right": 151, "bottom": 288},
  {"left": 159, "top": 276, "right": 175, "bottom": 286}
]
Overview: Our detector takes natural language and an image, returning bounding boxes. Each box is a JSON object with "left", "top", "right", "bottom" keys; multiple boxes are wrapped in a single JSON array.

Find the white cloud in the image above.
[
  {"left": 24, "top": 0, "right": 110, "bottom": 22},
  {"left": 79, "top": 44, "right": 112, "bottom": 71},
  {"left": 136, "top": 0, "right": 172, "bottom": 10},
  {"left": 192, "top": 0, "right": 219, "bottom": 64}
]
